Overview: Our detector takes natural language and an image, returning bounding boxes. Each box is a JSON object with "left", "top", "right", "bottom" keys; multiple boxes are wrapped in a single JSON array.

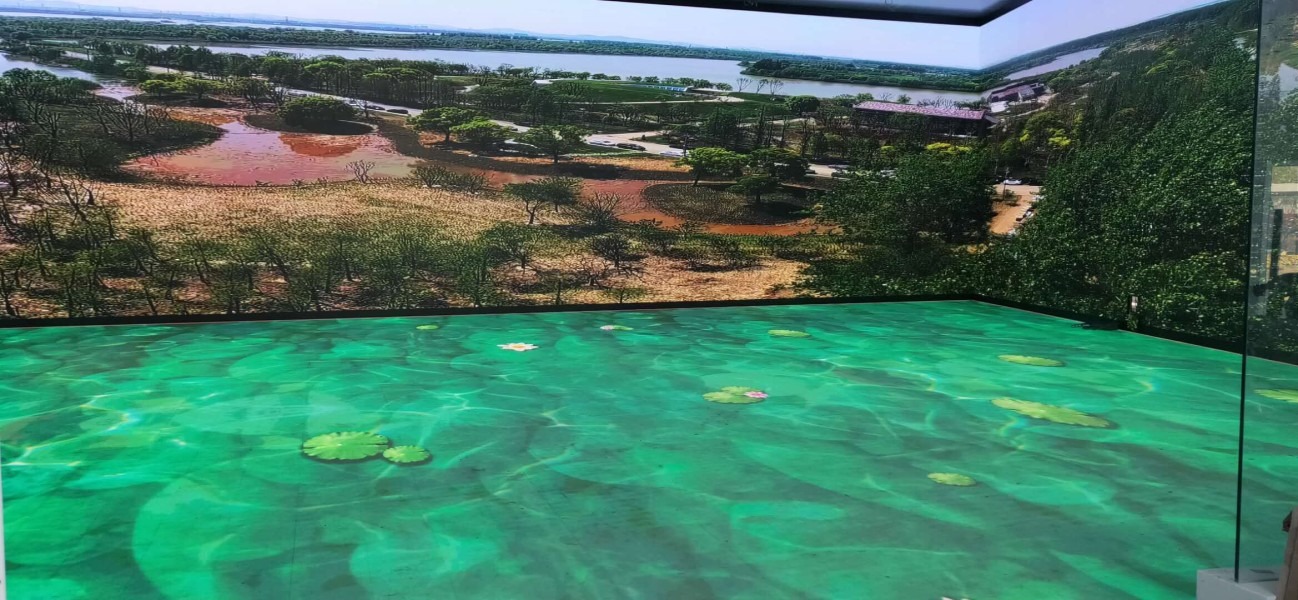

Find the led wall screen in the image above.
[
  {"left": 0, "top": 0, "right": 1258, "bottom": 349},
  {"left": 0, "top": 2, "right": 1279, "bottom": 599}
]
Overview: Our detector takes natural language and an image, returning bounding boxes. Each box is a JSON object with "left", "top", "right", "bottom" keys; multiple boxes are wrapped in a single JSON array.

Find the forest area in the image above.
[
  {"left": 0, "top": 15, "right": 816, "bottom": 61},
  {"left": 799, "top": 0, "right": 1261, "bottom": 343}
]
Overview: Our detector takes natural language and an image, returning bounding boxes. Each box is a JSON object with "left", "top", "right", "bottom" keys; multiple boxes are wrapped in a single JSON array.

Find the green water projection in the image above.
[{"left": 2, "top": 300, "right": 1294, "bottom": 599}]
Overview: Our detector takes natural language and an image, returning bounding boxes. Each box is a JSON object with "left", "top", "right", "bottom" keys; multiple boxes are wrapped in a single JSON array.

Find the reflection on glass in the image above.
[{"left": 1243, "top": 0, "right": 1298, "bottom": 584}]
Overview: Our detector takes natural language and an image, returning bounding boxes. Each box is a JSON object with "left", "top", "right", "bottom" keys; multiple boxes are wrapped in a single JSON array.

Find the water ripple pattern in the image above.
[{"left": 0, "top": 300, "right": 1286, "bottom": 599}]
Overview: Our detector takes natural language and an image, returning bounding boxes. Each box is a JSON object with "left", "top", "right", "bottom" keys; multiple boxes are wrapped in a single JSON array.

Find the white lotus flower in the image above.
[{"left": 498, "top": 342, "right": 538, "bottom": 352}]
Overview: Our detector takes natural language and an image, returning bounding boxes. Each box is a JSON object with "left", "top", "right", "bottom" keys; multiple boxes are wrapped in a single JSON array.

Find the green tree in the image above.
[
  {"left": 797, "top": 149, "right": 993, "bottom": 298},
  {"left": 517, "top": 125, "right": 589, "bottom": 164},
  {"left": 504, "top": 176, "right": 582, "bottom": 225},
  {"left": 408, "top": 107, "right": 481, "bottom": 142},
  {"left": 785, "top": 95, "right": 820, "bottom": 115},
  {"left": 728, "top": 174, "right": 780, "bottom": 205},
  {"left": 139, "top": 79, "right": 176, "bottom": 96},
  {"left": 819, "top": 149, "right": 992, "bottom": 250},
  {"left": 481, "top": 222, "right": 545, "bottom": 269},
  {"left": 278, "top": 95, "right": 356, "bottom": 127},
  {"left": 925, "top": 142, "right": 973, "bottom": 156},
  {"left": 701, "top": 110, "right": 742, "bottom": 149},
  {"left": 176, "top": 77, "right": 223, "bottom": 101},
  {"left": 590, "top": 233, "right": 636, "bottom": 270},
  {"left": 450, "top": 118, "right": 513, "bottom": 150},
  {"left": 746, "top": 147, "right": 809, "bottom": 182},
  {"left": 676, "top": 147, "right": 746, "bottom": 186}
]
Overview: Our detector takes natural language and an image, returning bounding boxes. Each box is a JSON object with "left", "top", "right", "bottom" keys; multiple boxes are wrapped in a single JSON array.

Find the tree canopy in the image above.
[
  {"left": 517, "top": 125, "right": 589, "bottom": 163},
  {"left": 677, "top": 147, "right": 746, "bottom": 186},
  {"left": 278, "top": 95, "right": 356, "bottom": 126},
  {"left": 408, "top": 107, "right": 482, "bottom": 142},
  {"left": 450, "top": 118, "right": 513, "bottom": 150}
]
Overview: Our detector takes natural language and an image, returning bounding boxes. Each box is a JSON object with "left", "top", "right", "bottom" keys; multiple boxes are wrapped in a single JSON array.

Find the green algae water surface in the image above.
[{"left": 0, "top": 301, "right": 1281, "bottom": 599}]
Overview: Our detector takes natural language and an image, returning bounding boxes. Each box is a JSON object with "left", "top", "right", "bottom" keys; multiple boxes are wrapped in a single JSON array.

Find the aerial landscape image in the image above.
[
  {"left": 0, "top": 0, "right": 1257, "bottom": 340},
  {"left": 1, "top": 0, "right": 1294, "bottom": 598}
]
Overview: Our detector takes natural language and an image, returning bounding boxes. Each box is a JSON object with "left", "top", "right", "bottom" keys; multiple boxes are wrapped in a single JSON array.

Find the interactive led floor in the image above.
[{"left": 0, "top": 301, "right": 1288, "bottom": 599}]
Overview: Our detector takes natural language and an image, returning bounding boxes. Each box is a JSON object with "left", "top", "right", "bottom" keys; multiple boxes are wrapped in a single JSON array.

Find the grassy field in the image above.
[
  {"left": 575, "top": 81, "right": 687, "bottom": 103},
  {"left": 99, "top": 180, "right": 526, "bottom": 238},
  {"left": 438, "top": 75, "right": 478, "bottom": 87},
  {"left": 88, "top": 178, "right": 816, "bottom": 308}
]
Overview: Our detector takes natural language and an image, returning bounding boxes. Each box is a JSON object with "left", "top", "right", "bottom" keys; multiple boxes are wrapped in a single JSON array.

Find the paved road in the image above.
[
  {"left": 807, "top": 164, "right": 838, "bottom": 178},
  {"left": 587, "top": 130, "right": 681, "bottom": 157},
  {"left": 570, "top": 96, "right": 746, "bottom": 105}
]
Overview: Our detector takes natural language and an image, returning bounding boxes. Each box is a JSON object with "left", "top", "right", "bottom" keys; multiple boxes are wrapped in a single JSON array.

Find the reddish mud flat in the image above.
[{"left": 125, "top": 118, "right": 415, "bottom": 185}]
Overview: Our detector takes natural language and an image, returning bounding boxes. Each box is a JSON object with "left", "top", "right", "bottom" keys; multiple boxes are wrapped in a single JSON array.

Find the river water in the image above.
[
  {"left": 147, "top": 43, "right": 984, "bottom": 102},
  {"left": 1002, "top": 47, "right": 1105, "bottom": 81},
  {"left": 0, "top": 52, "right": 101, "bottom": 81},
  {"left": 3, "top": 43, "right": 1100, "bottom": 105}
]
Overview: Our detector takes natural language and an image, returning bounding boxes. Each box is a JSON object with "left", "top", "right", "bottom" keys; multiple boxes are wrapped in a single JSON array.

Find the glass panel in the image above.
[{"left": 1242, "top": 0, "right": 1298, "bottom": 584}]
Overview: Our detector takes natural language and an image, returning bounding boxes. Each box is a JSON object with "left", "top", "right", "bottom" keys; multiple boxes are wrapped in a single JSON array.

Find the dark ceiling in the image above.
[{"left": 606, "top": 0, "right": 1032, "bottom": 25}]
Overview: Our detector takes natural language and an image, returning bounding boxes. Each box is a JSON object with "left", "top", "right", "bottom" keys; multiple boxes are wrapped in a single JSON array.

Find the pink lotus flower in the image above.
[
  {"left": 498, "top": 343, "right": 538, "bottom": 352},
  {"left": 744, "top": 391, "right": 768, "bottom": 399},
  {"left": 600, "top": 325, "right": 617, "bottom": 331}
]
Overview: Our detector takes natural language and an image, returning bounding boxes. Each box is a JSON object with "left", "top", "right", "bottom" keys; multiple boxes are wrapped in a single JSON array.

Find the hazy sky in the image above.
[{"left": 53, "top": 0, "right": 1223, "bottom": 69}]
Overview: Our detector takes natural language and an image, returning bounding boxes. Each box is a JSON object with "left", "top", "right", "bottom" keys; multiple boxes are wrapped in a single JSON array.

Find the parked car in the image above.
[
  {"left": 589, "top": 139, "right": 616, "bottom": 147},
  {"left": 616, "top": 143, "right": 647, "bottom": 151},
  {"left": 660, "top": 150, "right": 685, "bottom": 158},
  {"left": 386, "top": 108, "right": 409, "bottom": 115},
  {"left": 1003, "top": 179, "right": 1023, "bottom": 185}
]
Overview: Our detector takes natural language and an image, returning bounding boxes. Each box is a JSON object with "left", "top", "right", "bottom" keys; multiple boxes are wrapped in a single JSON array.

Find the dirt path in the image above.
[{"left": 990, "top": 184, "right": 1042, "bottom": 234}]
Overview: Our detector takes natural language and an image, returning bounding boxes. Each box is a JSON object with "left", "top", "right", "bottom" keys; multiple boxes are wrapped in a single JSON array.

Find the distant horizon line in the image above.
[
  {"left": 0, "top": 1, "right": 1205, "bottom": 72},
  {"left": 0, "top": 3, "right": 986, "bottom": 68}
]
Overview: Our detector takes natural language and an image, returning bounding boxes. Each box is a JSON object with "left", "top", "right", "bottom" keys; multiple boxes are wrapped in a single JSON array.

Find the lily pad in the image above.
[
  {"left": 928, "top": 473, "right": 977, "bottom": 487},
  {"left": 998, "top": 354, "right": 1065, "bottom": 367},
  {"left": 769, "top": 329, "right": 812, "bottom": 338},
  {"left": 415, "top": 324, "right": 441, "bottom": 331},
  {"left": 993, "top": 398, "right": 1112, "bottom": 428},
  {"left": 301, "top": 431, "right": 390, "bottom": 461},
  {"left": 705, "top": 386, "right": 767, "bottom": 404},
  {"left": 382, "top": 445, "right": 432, "bottom": 465},
  {"left": 1255, "top": 389, "right": 1298, "bottom": 403}
]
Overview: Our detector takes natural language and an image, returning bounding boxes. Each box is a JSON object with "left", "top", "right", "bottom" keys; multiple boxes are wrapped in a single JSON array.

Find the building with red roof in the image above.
[{"left": 853, "top": 100, "right": 996, "bottom": 137}]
